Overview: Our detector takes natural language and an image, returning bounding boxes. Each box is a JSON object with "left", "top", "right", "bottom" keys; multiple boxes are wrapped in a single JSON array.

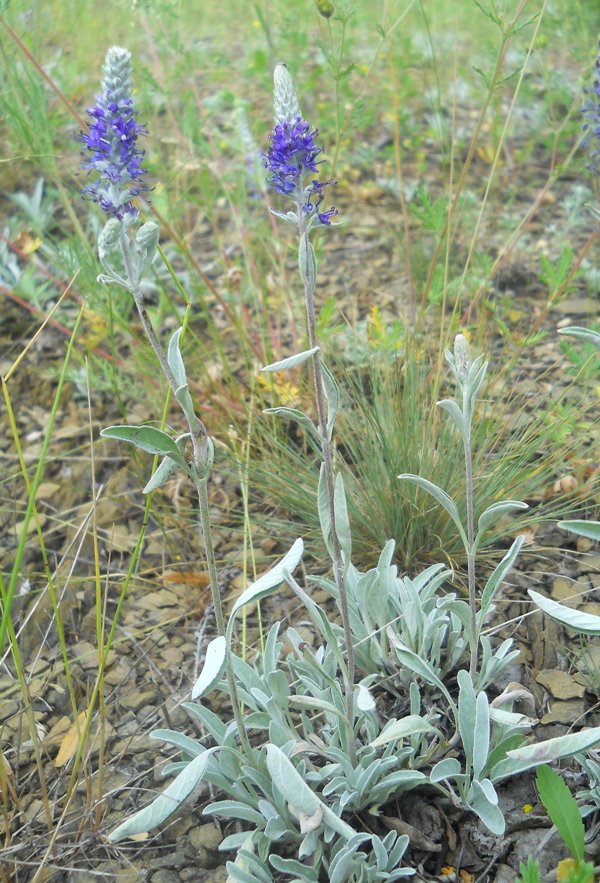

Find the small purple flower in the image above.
[
  {"left": 79, "top": 47, "right": 147, "bottom": 219},
  {"left": 582, "top": 50, "right": 600, "bottom": 173}
]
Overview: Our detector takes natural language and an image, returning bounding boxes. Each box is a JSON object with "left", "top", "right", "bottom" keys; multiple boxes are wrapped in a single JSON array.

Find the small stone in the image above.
[
  {"left": 162, "top": 647, "right": 184, "bottom": 667},
  {"left": 580, "top": 552, "right": 600, "bottom": 573},
  {"left": 120, "top": 689, "right": 156, "bottom": 712},
  {"left": 71, "top": 641, "right": 115, "bottom": 670},
  {"left": 541, "top": 699, "right": 586, "bottom": 724},
  {"left": 151, "top": 872, "right": 180, "bottom": 883},
  {"left": 551, "top": 577, "right": 589, "bottom": 608},
  {"left": 189, "top": 822, "right": 222, "bottom": 851},
  {"left": 536, "top": 670, "right": 586, "bottom": 700}
]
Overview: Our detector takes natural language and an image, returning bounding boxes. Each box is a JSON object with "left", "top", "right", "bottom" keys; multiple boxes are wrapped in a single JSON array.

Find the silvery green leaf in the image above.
[
  {"left": 298, "top": 232, "right": 316, "bottom": 290},
  {"left": 261, "top": 347, "right": 319, "bottom": 372},
  {"left": 479, "top": 536, "right": 524, "bottom": 621},
  {"left": 398, "top": 475, "right": 467, "bottom": 547},
  {"left": 219, "top": 831, "right": 253, "bottom": 852},
  {"left": 356, "top": 684, "right": 376, "bottom": 713},
  {"left": 263, "top": 407, "right": 318, "bottom": 437},
  {"left": 317, "top": 463, "right": 333, "bottom": 557},
  {"left": 265, "top": 745, "right": 320, "bottom": 816},
  {"left": 175, "top": 384, "right": 196, "bottom": 423},
  {"left": 227, "top": 849, "right": 272, "bottom": 883},
  {"left": 196, "top": 435, "right": 215, "bottom": 481},
  {"left": 150, "top": 729, "right": 205, "bottom": 757},
  {"left": 493, "top": 727, "right": 600, "bottom": 779},
  {"left": 101, "top": 425, "right": 187, "bottom": 469},
  {"left": 388, "top": 635, "right": 455, "bottom": 711},
  {"left": 108, "top": 750, "right": 212, "bottom": 841},
  {"left": 203, "top": 800, "right": 265, "bottom": 825},
  {"left": 288, "top": 695, "right": 347, "bottom": 721},
  {"left": 528, "top": 590, "right": 600, "bottom": 635},
  {"left": 167, "top": 327, "right": 187, "bottom": 389},
  {"left": 226, "top": 540, "right": 304, "bottom": 642},
  {"left": 458, "top": 670, "right": 477, "bottom": 764},
  {"left": 321, "top": 362, "right": 339, "bottom": 440},
  {"left": 475, "top": 500, "right": 528, "bottom": 548},
  {"left": 266, "top": 745, "right": 355, "bottom": 840},
  {"left": 269, "top": 208, "right": 299, "bottom": 223},
  {"left": 191, "top": 635, "right": 228, "bottom": 699},
  {"left": 430, "top": 757, "right": 462, "bottom": 783},
  {"left": 143, "top": 453, "right": 180, "bottom": 493},
  {"left": 334, "top": 472, "right": 352, "bottom": 562},
  {"left": 558, "top": 520, "right": 600, "bottom": 542},
  {"left": 182, "top": 702, "right": 227, "bottom": 743},
  {"left": 269, "top": 856, "right": 319, "bottom": 881},
  {"left": 473, "top": 691, "right": 490, "bottom": 780},
  {"left": 437, "top": 399, "right": 464, "bottom": 435},
  {"left": 557, "top": 325, "right": 600, "bottom": 349},
  {"left": 488, "top": 707, "right": 531, "bottom": 729},
  {"left": 468, "top": 779, "right": 505, "bottom": 835},
  {"left": 369, "top": 715, "right": 439, "bottom": 748}
]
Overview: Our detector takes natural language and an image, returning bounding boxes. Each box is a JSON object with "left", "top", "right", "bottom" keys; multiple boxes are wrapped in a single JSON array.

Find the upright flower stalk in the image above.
[
  {"left": 83, "top": 48, "right": 249, "bottom": 753},
  {"left": 264, "top": 65, "right": 356, "bottom": 761},
  {"left": 582, "top": 44, "right": 600, "bottom": 177}
]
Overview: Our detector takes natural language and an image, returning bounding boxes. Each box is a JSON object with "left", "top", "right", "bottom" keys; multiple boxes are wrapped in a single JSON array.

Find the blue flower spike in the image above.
[
  {"left": 80, "top": 46, "right": 147, "bottom": 219},
  {"left": 264, "top": 63, "right": 338, "bottom": 227}
]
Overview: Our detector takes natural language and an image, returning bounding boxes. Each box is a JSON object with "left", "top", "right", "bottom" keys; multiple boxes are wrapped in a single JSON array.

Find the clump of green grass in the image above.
[{"left": 248, "top": 330, "right": 598, "bottom": 574}]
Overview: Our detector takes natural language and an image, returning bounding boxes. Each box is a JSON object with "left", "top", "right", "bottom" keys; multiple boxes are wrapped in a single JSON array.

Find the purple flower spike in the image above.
[
  {"left": 265, "top": 64, "right": 337, "bottom": 227},
  {"left": 582, "top": 47, "right": 600, "bottom": 174},
  {"left": 79, "top": 47, "right": 147, "bottom": 219}
]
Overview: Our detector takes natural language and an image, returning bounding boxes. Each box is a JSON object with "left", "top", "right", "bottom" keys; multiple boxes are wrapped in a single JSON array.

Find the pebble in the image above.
[
  {"left": 120, "top": 689, "right": 157, "bottom": 712},
  {"left": 536, "top": 669, "right": 586, "bottom": 700},
  {"left": 551, "top": 576, "right": 590, "bottom": 607},
  {"left": 151, "top": 872, "right": 180, "bottom": 883},
  {"left": 541, "top": 698, "right": 586, "bottom": 724}
]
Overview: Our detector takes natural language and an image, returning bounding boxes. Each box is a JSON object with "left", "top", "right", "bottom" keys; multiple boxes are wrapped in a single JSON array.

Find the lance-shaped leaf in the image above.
[
  {"left": 437, "top": 398, "right": 464, "bottom": 436},
  {"left": 265, "top": 745, "right": 355, "bottom": 840},
  {"left": 262, "top": 347, "right": 319, "bottom": 372},
  {"left": 475, "top": 500, "right": 528, "bottom": 550},
  {"left": 143, "top": 432, "right": 192, "bottom": 493},
  {"left": 528, "top": 590, "right": 600, "bottom": 636},
  {"left": 558, "top": 520, "right": 600, "bottom": 542},
  {"left": 479, "top": 535, "right": 524, "bottom": 622},
  {"left": 492, "top": 727, "right": 600, "bottom": 780},
  {"left": 398, "top": 474, "right": 467, "bottom": 547},
  {"left": 226, "top": 540, "right": 304, "bottom": 643},
  {"left": 167, "top": 327, "right": 188, "bottom": 388},
  {"left": 263, "top": 407, "right": 318, "bottom": 438},
  {"left": 369, "top": 715, "right": 440, "bottom": 748},
  {"left": 191, "top": 635, "right": 228, "bottom": 699},
  {"left": 108, "top": 750, "right": 213, "bottom": 841},
  {"left": 101, "top": 425, "right": 188, "bottom": 469},
  {"left": 557, "top": 325, "right": 600, "bottom": 350},
  {"left": 320, "top": 362, "right": 339, "bottom": 440},
  {"left": 298, "top": 232, "right": 317, "bottom": 289}
]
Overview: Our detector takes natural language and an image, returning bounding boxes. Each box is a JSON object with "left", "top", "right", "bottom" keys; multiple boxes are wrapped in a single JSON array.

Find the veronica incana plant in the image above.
[{"left": 99, "top": 58, "right": 600, "bottom": 878}]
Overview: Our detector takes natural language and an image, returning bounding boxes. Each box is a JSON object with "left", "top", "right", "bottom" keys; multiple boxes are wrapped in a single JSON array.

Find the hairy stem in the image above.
[
  {"left": 463, "top": 387, "right": 477, "bottom": 678},
  {"left": 120, "top": 226, "right": 250, "bottom": 753},
  {"left": 298, "top": 216, "right": 356, "bottom": 764}
]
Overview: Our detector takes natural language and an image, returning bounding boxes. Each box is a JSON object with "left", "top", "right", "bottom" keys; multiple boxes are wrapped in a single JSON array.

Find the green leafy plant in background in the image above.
[{"left": 517, "top": 765, "right": 595, "bottom": 883}]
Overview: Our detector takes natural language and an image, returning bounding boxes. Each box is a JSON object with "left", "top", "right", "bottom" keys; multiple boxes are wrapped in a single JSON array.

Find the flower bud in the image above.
[
  {"left": 453, "top": 334, "right": 471, "bottom": 382},
  {"left": 315, "top": 0, "right": 335, "bottom": 17},
  {"left": 98, "top": 218, "right": 122, "bottom": 260},
  {"left": 135, "top": 221, "right": 160, "bottom": 255},
  {"left": 273, "top": 62, "right": 301, "bottom": 126}
]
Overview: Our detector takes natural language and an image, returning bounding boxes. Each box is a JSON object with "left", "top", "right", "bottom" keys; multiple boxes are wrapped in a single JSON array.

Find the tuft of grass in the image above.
[{"left": 249, "top": 331, "right": 599, "bottom": 574}]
